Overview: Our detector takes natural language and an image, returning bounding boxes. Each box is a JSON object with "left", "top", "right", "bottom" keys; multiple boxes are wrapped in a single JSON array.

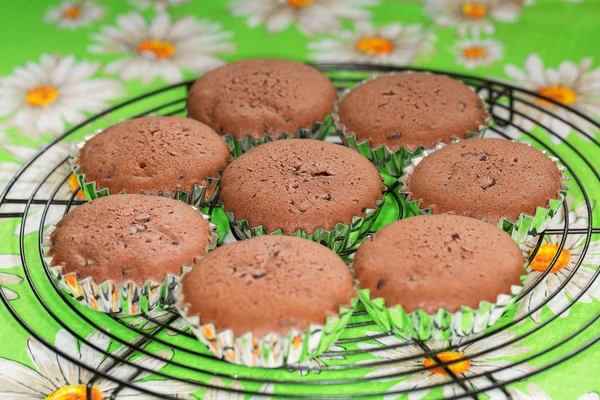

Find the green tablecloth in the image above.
[{"left": 0, "top": 0, "right": 599, "bottom": 399}]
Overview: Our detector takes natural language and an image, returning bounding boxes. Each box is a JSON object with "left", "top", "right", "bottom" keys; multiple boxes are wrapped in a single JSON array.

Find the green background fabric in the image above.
[{"left": 0, "top": 0, "right": 599, "bottom": 399}]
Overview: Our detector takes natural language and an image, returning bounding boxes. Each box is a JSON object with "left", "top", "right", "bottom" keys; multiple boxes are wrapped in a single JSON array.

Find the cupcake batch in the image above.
[{"left": 44, "top": 58, "right": 568, "bottom": 368}]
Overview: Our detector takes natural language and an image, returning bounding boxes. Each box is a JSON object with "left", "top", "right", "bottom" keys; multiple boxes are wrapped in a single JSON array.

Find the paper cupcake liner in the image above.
[
  {"left": 225, "top": 196, "right": 386, "bottom": 253},
  {"left": 358, "top": 284, "right": 523, "bottom": 341},
  {"left": 175, "top": 287, "right": 357, "bottom": 368},
  {"left": 42, "top": 210, "right": 218, "bottom": 316},
  {"left": 397, "top": 139, "right": 569, "bottom": 243},
  {"left": 71, "top": 133, "right": 223, "bottom": 208},
  {"left": 222, "top": 115, "right": 333, "bottom": 157},
  {"left": 332, "top": 72, "right": 492, "bottom": 176}
]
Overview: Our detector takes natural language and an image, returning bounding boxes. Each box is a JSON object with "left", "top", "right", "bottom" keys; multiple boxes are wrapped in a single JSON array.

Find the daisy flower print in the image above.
[
  {"left": 517, "top": 198, "right": 600, "bottom": 323},
  {"left": 0, "top": 329, "right": 200, "bottom": 398},
  {"left": 228, "top": 0, "right": 379, "bottom": 36},
  {"left": 501, "top": 54, "right": 600, "bottom": 142},
  {"left": 89, "top": 13, "right": 235, "bottom": 84},
  {"left": 0, "top": 142, "right": 83, "bottom": 236},
  {"left": 424, "top": 0, "right": 523, "bottom": 37},
  {"left": 451, "top": 37, "right": 503, "bottom": 69},
  {"left": 0, "top": 54, "right": 123, "bottom": 136},
  {"left": 357, "top": 330, "right": 533, "bottom": 400},
  {"left": 309, "top": 21, "right": 436, "bottom": 66},
  {"left": 45, "top": 0, "right": 104, "bottom": 30}
]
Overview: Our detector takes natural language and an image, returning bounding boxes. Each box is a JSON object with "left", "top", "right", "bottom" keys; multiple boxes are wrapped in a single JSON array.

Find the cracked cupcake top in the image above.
[
  {"left": 181, "top": 235, "right": 355, "bottom": 336},
  {"left": 354, "top": 214, "right": 525, "bottom": 313},
  {"left": 338, "top": 73, "right": 489, "bottom": 151},
  {"left": 405, "top": 138, "right": 562, "bottom": 223},
  {"left": 219, "top": 139, "right": 385, "bottom": 235},
  {"left": 186, "top": 59, "right": 337, "bottom": 140},
  {"left": 77, "top": 116, "right": 230, "bottom": 197},
  {"left": 46, "top": 194, "right": 212, "bottom": 285}
]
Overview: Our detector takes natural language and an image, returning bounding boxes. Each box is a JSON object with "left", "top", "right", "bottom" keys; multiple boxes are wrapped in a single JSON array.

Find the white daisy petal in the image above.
[
  {"left": 53, "top": 330, "right": 81, "bottom": 385},
  {"left": 27, "top": 338, "right": 66, "bottom": 388},
  {"left": 91, "top": 12, "right": 233, "bottom": 85},
  {"left": 0, "top": 358, "right": 54, "bottom": 396}
]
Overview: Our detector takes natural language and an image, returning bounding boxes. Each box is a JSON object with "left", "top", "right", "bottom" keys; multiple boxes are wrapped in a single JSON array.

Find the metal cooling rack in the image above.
[{"left": 0, "top": 63, "right": 599, "bottom": 399}]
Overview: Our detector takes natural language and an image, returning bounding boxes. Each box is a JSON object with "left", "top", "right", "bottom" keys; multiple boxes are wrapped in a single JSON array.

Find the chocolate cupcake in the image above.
[
  {"left": 334, "top": 73, "right": 490, "bottom": 176},
  {"left": 355, "top": 214, "right": 525, "bottom": 340},
  {"left": 74, "top": 116, "right": 230, "bottom": 207},
  {"left": 219, "top": 139, "right": 386, "bottom": 252},
  {"left": 187, "top": 59, "right": 337, "bottom": 156},
  {"left": 43, "top": 194, "right": 216, "bottom": 315},
  {"left": 176, "top": 235, "right": 356, "bottom": 367},
  {"left": 399, "top": 138, "right": 568, "bottom": 242}
]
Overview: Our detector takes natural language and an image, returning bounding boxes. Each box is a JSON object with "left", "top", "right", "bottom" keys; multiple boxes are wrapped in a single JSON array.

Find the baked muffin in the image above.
[
  {"left": 355, "top": 214, "right": 525, "bottom": 339},
  {"left": 177, "top": 235, "right": 356, "bottom": 367},
  {"left": 75, "top": 116, "right": 230, "bottom": 206},
  {"left": 187, "top": 59, "right": 337, "bottom": 154},
  {"left": 401, "top": 138, "right": 566, "bottom": 241},
  {"left": 219, "top": 139, "right": 386, "bottom": 251},
  {"left": 45, "top": 194, "right": 215, "bottom": 314},
  {"left": 334, "top": 73, "right": 489, "bottom": 175}
]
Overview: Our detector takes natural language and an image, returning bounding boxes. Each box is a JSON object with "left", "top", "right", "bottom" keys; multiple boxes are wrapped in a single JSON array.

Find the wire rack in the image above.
[{"left": 0, "top": 63, "right": 598, "bottom": 399}]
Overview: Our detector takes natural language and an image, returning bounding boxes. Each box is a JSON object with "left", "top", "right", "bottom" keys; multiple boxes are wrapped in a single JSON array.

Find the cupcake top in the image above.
[
  {"left": 405, "top": 138, "right": 563, "bottom": 223},
  {"left": 76, "top": 116, "right": 230, "bottom": 197},
  {"left": 187, "top": 59, "right": 337, "bottom": 140},
  {"left": 354, "top": 214, "right": 524, "bottom": 313},
  {"left": 46, "top": 194, "right": 212, "bottom": 285},
  {"left": 180, "top": 235, "right": 355, "bottom": 337},
  {"left": 338, "top": 73, "right": 488, "bottom": 152},
  {"left": 220, "top": 139, "right": 385, "bottom": 234}
]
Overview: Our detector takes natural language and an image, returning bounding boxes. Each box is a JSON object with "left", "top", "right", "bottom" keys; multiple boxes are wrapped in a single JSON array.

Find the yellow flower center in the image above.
[
  {"left": 287, "top": 0, "right": 314, "bottom": 8},
  {"left": 45, "top": 385, "right": 103, "bottom": 400},
  {"left": 462, "top": 46, "right": 486, "bottom": 59},
  {"left": 423, "top": 351, "right": 471, "bottom": 375},
  {"left": 355, "top": 37, "right": 395, "bottom": 55},
  {"left": 536, "top": 86, "right": 578, "bottom": 106},
  {"left": 63, "top": 6, "right": 82, "bottom": 19},
  {"left": 529, "top": 243, "right": 571, "bottom": 273},
  {"left": 137, "top": 40, "right": 176, "bottom": 60},
  {"left": 461, "top": 3, "right": 487, "bottom": 19},
  {"left": 26, "top": 86, "right": 59, "bottom": 107}
]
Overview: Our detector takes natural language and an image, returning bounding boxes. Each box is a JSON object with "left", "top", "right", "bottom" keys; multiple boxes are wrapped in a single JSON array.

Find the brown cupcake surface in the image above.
[
  {"left": 77, "top": 116, "right": 230, "bottom": 197},
  {"left": 338, "top": 73, "right": 488, "bottom": 152},
  {"left": 220, "top": 139, "right": 385, "bottom": 235},
  {"left": 181, "top": 235, "right": 355, "bottom": 337},
  {"left": 46, "top": 194, "right": 212, "bottom": 285},
  {"left": 405, "top": 138, "right": 563, "bottom": 223},
  {"left": 187, "top": 59, "right": 337, "bottom": 140},
  {"left": 354, "top": 214, "right": 524, "bottom": 313}
]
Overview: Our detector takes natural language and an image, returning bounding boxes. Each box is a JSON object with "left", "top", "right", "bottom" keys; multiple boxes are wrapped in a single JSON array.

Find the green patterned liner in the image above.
[
  {"left": 176, "top": 287, "right": 357, "bottom": 368},
  {"left": 398, "top": 139, "right": 569, "bottom": 243},
  {"left": 332, "top": 72, "right": 491, "bottom": 176},
  {"left": 358, "top": 284, "right": 523, "bottom": 341},
  {"left": 225, "top": 195, "right": 386, "bottom": 253},
  {"left": 71, "top": 133, "right": 222, "bottom": 208},
  {"left": 223, "top": 115, "right": 333, "bottom": 157},
  {"left": 41, "top": 211, "right": 218, "bottom": 316}
]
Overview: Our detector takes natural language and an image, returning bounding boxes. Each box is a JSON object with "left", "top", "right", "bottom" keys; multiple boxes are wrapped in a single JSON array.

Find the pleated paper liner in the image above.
[
  {"left": 225, "top": 196, "right": 386, "bottom": 253},
  {"left": 222, "top": 115, "right": 333, "bottom": 157},
  {"left": 397, "top": 139, "right": 569, "bottom": 243},
  {"left": 332, "top": 72, "right": 492, "bottom": 176},
  {"left": 358, "top": 284, "right": 523, "bottom": 341},
  {"left": 42, "top": 212, "right": 219, "bottom": 316},
  {"left": 71, "top": 133, "right": 222, "bottom": 208},
  {"left": 176, "top": 287, "right": 358, "bottom": 368}
]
